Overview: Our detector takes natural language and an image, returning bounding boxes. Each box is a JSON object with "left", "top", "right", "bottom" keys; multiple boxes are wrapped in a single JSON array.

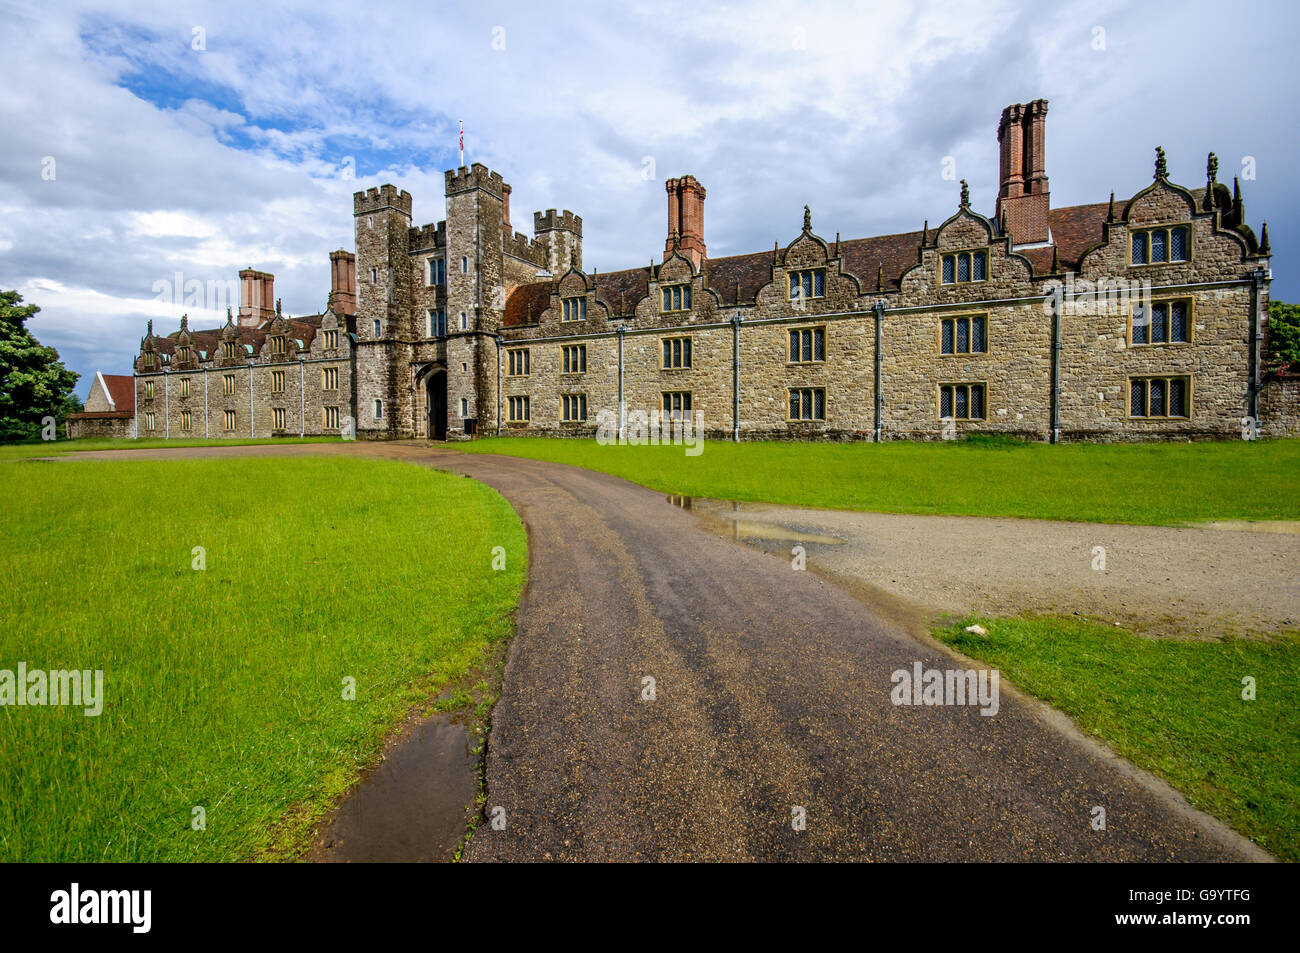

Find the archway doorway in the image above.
[{"left": 426, "top": 369, "right": 447, "bottom": 440}]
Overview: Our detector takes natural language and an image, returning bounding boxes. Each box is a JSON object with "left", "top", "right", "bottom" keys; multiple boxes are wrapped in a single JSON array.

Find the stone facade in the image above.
[{"left": 124, "top": 99, "right": 1289, "bottom": 444}]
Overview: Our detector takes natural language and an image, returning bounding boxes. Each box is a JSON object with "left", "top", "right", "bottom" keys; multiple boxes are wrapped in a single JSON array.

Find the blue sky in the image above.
[{"left": 2, "top": 0, "right": 1296, "bottom": 398}]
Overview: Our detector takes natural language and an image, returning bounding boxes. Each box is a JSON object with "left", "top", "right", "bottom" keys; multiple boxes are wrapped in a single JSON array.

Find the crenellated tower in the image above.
[{"left": 354, "top": 184, "right": 414, "bottom": 437}]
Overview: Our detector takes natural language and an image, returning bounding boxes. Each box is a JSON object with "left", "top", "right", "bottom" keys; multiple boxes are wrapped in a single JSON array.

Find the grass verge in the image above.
[
  {"left": 934, "top": 616, "right": 1299, "bottom": 861},
  {"left": 0, "top": 436, "right": 340, "bottom": 460},
  {"left": 461, "top": 436, "right": 1300, "bottom": 525},
  {"left": 0, "top": 455, "right": 525, "bottom": 861}
]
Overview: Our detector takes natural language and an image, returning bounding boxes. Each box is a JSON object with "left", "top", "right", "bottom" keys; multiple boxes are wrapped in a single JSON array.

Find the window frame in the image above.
[
  {"left": 560, "top": 393, "right": 588, "bottom": 423},
  {"left": 1129, "top": 224, "right": 1193, "bottom": 267},
  {"left": 661, "top": 390, "right": 693, "bottom": 420},
  {"left": 659, "top": 284, "right": 692, "bottom": 313},
  {"left": 937, "top": 382, "right": 988, "bottom": 421},
  {"left": 1128, "top": 297, "right": 1194, "bottom": 347},
  {"left": 939, "top": 248, "right": 989, "bottom": 286},
  {"left": 1127, "top": 375, "right": 1192, "bottom": 419},
  {"left": 507, "top": 395, "right": 531, "bottom": 423},
  {"left": 323, "top": 406, "right": 340, "bottom": 429},
  {"left": 222, "top": 409, "right": 236, "bottom": 432},
  {"left": 939, "top": 313, "right": 989, "bottom": 355},
  {"left": 561, "top": 343, "right": 587, "bottom": 375},
  {"left": 323, "top": 329, "right": 339, "bottom": 350},
  {"left": 787, "top": 325, "right": 828, "bottom": 365},
  {"left": 271, "top": 369, "right": 285, "bottom": 394},
  {"left": 322, "top": 366, "right": 339, "bottom": 390},
  {"left": 561, "top": 297, "right": 588, "bottom": 323},
  {"left": 506, "top": 347, "right": 531, "bottom": 378},
  {"left": 661, "top": 335, "right": 693, "bottom": 370},
  {"left": 787, "top": 387, "right": 828, "bottom": 422},
  {"left": 787, "top": 268, "right": 828, "bottom": 302}
]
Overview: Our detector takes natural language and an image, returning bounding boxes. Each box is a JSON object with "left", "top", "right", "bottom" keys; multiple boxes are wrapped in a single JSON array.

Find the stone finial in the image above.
[
  {"left": 146, "top": 319, "right": 153, "bottom": 337},
  {"left": 773, "top": 240, "right": 779, "bottom": 264},
  {"left": 1260, "top": 222, "right": 1271, "bottom": 256},
  {"left": 1207, "top": 152, "right": 1218, "bottom": 183},
  {"left": 803, "top": 205, "right": 811, "bottom": 232},
  {"left": 1106, "top": 191, "right": 1116, "bottom": 223},
  {"left": 1050, "top": 244, "right": 1060, "bottom": 273},
  {"left": 1154, "top": 146, "right": 1168, "bottom": 180},
  {"left": 179, "top": 313, "right": 188, "bottom": 332},
  {"left": 1000, "top": 209, "right": 1009, "bottom": 235},
  {"left": 226, "top": 306, "right": 234, "bottom": 324},
  {"left": 833, "top": 232, "right": 840, "bottom": 257},
  {"left": 876, "top": 262, "right": 883, "bottom": 292},
  {"left": 921, "top": 220, "right": 929, "bottom": 245},
  {"left": 735, "top": 280, "right": 741, "bottom": 304},
  {"left": 275, "top": 297, "right": 282, "bottom": 316},
  {"left": 959, "top": 179, "right": 970, "bottom": 208}
]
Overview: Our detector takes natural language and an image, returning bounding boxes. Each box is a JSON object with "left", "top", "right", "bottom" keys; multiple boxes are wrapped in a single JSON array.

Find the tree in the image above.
[
  {"left": 1266, "top": 301, "right": 1300, "bottom": 372},
  {"left": 0, "top": 290, "right": 81, "bottom": 442}
]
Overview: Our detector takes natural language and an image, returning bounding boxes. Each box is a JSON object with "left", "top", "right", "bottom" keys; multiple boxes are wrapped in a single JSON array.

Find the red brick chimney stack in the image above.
[
  {"left": 995, "top": 100, "right": 1051, "bottom": 245},
  {"left": 237, "top": 268, "right": 276, "bottom": 328},
  {"left": 329, "top": 250, "right": 356, "bottom": 316},
  {"left": 665, "top": 175, "right": 706, "bottom": 268}
]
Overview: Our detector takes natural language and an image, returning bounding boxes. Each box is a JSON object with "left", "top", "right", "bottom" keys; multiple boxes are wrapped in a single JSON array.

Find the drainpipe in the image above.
[
  {"left": 133, "top": 374, "right": 138, "bottom": 439},
  {"left": 495, "top": 334, "right": 503, "bottom": 437},
  {"left": 203, "top": 367, "right": 209, "bottom": 439},
  {"left": 731, "top": 311, "right": 742, "bottom": 441},
  {"left": 873, "top": 300, "right": 885, "bottom": 442},
  {"left": 164, "top": 370, "right": 170, "bottom": 440},
  {"left": 300, "top": 357, "right": 305, "bottom": 438},
  {"left": 617, "top": 323, "right": 627, "bottom": 443},
  {"left": 1250, "top": 267, "right": 1265, "bottom": 422},
  {"left": 1048, "top": 290, "right": 1061, "bottom": 444},
  {"left": 249, "top": 360, "right": 255, "bottom": 437}
]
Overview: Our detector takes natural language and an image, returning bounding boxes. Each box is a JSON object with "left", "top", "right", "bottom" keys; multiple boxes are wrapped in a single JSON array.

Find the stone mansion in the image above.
[{"left": 122, "top": 99, "right": 1289, "bottom": 443}]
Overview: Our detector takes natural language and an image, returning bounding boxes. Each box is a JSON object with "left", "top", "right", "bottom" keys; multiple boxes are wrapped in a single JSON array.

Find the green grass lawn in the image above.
[
  {"left": 934, "top": 617, "right": 1300, "bottom": 861},
  {"left": 462, "top": 436, "right": 1300, "bottom": 525},
  {"left": 0, "top": 455, "right": 525, "bottom": 861},
  {"left": 0, "top": 435, "right": 340, "bottom": 460}
]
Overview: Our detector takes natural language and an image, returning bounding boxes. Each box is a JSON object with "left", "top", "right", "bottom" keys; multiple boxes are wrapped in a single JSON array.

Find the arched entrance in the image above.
[{"left": 426, "top": 369, "right": 447, "bottom": 440}]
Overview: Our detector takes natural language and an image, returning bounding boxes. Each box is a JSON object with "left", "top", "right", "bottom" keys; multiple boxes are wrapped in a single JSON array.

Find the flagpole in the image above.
[{"left": 459, "top": 120, "right": 464, "bottom": 168}]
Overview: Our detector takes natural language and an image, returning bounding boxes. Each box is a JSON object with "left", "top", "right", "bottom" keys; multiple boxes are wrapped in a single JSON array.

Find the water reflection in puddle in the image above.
[
  {"left": 669, "top": 495, "right": 844, "bottom": 546},
  {"left": 313, "top": 712, "right": 477, "bottom": 863}
]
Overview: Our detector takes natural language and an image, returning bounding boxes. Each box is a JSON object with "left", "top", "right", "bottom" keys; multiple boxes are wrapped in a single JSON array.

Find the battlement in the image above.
[
  {"left": 503, "top": 229, "right": 546, "bottom": 266},
  {"left": 354, "top": 184, "right": 413, "bottom": 216},
  {"left": 535, "top": 209, "right": 582, "bottom": 236},
  {"left": 408, "top": 221, "right": 446, "bottom": 252},
  {"left": 445, "top": 162, "right": 506, "bottom": 198}
]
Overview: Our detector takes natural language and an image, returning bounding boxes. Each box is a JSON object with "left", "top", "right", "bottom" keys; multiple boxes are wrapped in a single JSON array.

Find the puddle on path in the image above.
[
  {"left": 669, "top": 495, "right": 844, "bottom": 547},
  {"left": 1192, "top": 520, "right": 1300, "bottom": 534},
  {"left": 312, "top": 712, "right": 478, "bottom": 863}
]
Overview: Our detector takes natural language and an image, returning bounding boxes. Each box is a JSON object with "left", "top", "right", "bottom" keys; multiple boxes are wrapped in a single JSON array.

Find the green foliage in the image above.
[
  {"left": 1266, "top": 300, "right": 1300, "bottom": 371},
  {"left": 464, "top": 437, "right": 1300, "bottom": 525},
  {"left": 0, "top": 290, "right": 80, "bottom": 442},
  {"left": 0, "top": 456, "right": 526, "bottom": 861},
  {"left": 936, "top": 616, "right": 1300, "bottom": 860}
]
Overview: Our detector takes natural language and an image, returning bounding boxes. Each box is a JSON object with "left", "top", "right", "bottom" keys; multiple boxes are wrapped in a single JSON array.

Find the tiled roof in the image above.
[
  {"left": 507, "top": 200, "right": 1156, "bottom": 323},
  {"left": 101, "top": 373, "right": 135, "bottom": 412}
]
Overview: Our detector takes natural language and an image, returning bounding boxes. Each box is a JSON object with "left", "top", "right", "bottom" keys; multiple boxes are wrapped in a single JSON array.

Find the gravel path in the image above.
[{"left": 689, "top": 500, "right": 1300, "bottom": 638}]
